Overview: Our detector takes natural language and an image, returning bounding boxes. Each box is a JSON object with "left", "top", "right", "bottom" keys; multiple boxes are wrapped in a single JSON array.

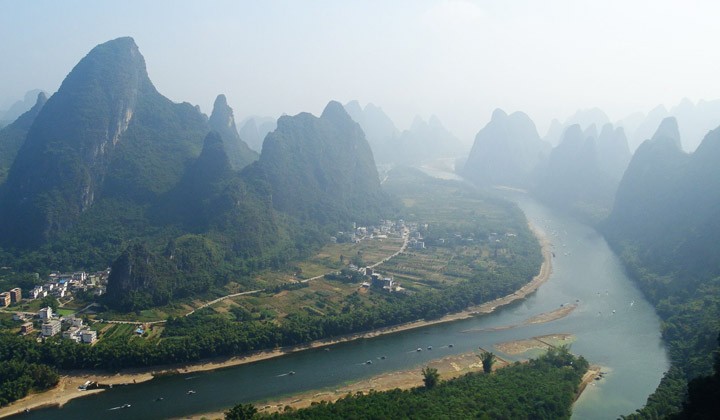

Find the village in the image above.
[
  {"left": 0, "top": 268, "right": 110, "bottom": 344},
  {"left": 0, "top": 216, "right": 516, "bottom": 349}
]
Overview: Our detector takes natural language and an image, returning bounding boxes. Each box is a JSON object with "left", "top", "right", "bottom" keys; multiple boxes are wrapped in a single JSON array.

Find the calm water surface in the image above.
[{"left": 18, "top": 194, "right": 668, "bottom": 419}]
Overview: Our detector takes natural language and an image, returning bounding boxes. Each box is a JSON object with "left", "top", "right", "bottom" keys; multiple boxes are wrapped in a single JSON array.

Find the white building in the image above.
[
  {"left": 38, "top": 306, "right": 53, "bottom": 320},
  {"left": 81, "top": 330, "right": 97, "bottom": 344},
  {"left": 41, "top": 320, "right": 61, "bottom": 337},
  {"left": 62, "top": 327, "right": 82, "bottom": 342},
  {"left": 30, "top": 286, "right": 44, "bottom": 299}
]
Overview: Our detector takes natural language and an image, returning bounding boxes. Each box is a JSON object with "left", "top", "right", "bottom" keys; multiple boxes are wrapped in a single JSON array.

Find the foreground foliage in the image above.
[
  {"left": 672, "top": 333, "right": 720, "bottom": 419},
  {"left": 256, "top": 348, "right": 588, "bottom": 419},
  {"left": 0, "top": 359, "right": 58, "bottom": 407}
]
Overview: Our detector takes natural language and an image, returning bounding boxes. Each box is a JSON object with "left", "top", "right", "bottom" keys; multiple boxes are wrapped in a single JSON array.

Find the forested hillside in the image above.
[
  {"left": 246, "top": 101, "right": 390, "bottom": 226},
  {"left": 605, "top": 119, "right": 720, "bottom": 417}
]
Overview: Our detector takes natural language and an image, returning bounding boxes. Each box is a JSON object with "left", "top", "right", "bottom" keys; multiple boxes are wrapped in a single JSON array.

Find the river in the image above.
[{"left": 16, "top": 194, "right": 668, "bottom": 420}]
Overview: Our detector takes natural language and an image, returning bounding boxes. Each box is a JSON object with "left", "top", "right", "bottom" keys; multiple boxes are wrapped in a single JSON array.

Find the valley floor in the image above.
[{"left": 0, "top": 224, "right": 552, "bottom": 419}]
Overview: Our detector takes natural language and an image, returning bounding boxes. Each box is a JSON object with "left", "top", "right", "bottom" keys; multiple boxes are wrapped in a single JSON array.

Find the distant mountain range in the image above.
[
  {"left": 533, "top": 122, "right": 630, "bottom": 222},
  {"left": 238, "top": 116, "right": 276, "bottom": 153},
  {"left": 545, "top": 100, "right": 720, "bottom": 153},
  {"left": 344, "top": 101, "right": 467, "bottom": 165},
  {"left": 0, "top": 89, "right": 46, "bottom": 126},
  {"left": 461, "top": 108, "right": 631, "bottom": 223},
  {"left": 0, "top": 91, "right": 46, "bottom": 183}
]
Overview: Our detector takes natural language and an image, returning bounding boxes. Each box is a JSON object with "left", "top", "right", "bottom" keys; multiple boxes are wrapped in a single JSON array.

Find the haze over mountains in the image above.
[
  {"left": 544, "top": 100, "right": 720, "bottom": 154},
  {"left": 605, "top": 116, "right": 720, "bottom": 278},
  {"left": 461, "top": 108, "right": 549, "bottom": 188},
  {"left": 344, "top": 101, "right": 467, "bottom": 165},
  {"left": 0, "top": 91, "right": 47, "bottom": 183},
  {"left": 1, "top": 29, "right": 719, "bottom": 418},
  {"left": 238, "top": 116, "right": 276, "bottom": 153},
  {"left": 0, "top": 89, "right": 46, "bottom": 125}
]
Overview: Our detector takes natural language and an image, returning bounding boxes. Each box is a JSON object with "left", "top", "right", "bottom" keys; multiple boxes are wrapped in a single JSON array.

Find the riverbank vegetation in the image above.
[
  {"left": 250, "top": 347, "right": 588, "bottom": 419},
  {"left": 0, "top": 359, "right": 58, "bottom": 407},
  {"left": 607, "top": 244, "right": 720, "bottom": 418}
]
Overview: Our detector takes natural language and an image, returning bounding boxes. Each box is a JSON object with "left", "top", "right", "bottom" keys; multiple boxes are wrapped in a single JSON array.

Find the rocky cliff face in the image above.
[{"left": 0, "top": 37, "right": 208, "bottom": 247}]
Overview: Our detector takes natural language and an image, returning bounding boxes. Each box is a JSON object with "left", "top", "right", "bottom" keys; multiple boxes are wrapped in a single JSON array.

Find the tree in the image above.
[
  {"left": 422, "top": 366, "right": 440, "bottom": 389},
  {"left": 225, "top": 402, "right": 257, "bottom": 420},
  {"left": 479, "top": 351, "right": 496, "bottom": 373},
  {"left": 40, "top": 295, "right": 59, "bottom": 311},
  {"left": 673, "top": 332, "right": 720, "bottom": 419}
]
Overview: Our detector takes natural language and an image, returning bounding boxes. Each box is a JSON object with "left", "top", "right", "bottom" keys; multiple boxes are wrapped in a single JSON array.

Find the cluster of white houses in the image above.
[
  {"left": 28, "top": 269, "right": 109, "bottom": 300},
  {"left": 331, "top": 219, "right": 408, "bottom": 244},
  {"left": 15, "top": 306, "right": 97, "bottom": 343}
]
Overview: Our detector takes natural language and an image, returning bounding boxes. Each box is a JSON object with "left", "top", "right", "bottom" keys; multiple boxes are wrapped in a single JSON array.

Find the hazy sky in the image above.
[{"left": 2, "top": 0, "right": 720, "bottom": 141}]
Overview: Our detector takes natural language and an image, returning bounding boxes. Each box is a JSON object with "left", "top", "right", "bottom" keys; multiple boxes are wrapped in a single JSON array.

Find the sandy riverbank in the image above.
[
  {"left": 187, "top": 337, "right": 593, "bottom": 420},
  {"left": 0, "top": 371, "right": 154, "bottom": 418},
  {"left": 463, "top": 304, "right": 577, "bottom": 333},
  {"left": 0, "top": 224, "right": 552, "bottom": 418},
  {"left": 182, "top": 350, "right": 512, "bottom": 419}
]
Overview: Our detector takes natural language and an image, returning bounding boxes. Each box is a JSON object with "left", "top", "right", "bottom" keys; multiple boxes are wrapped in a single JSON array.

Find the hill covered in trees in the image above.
[
  {"left": 604, "top": 118, "right": 720, "bottom": 417},
  {"left": 533, "top": 123, "right": 630, "bottom": 223},
  {"left": 245, "top": 100, "right": 390, "bottom": 226}
]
